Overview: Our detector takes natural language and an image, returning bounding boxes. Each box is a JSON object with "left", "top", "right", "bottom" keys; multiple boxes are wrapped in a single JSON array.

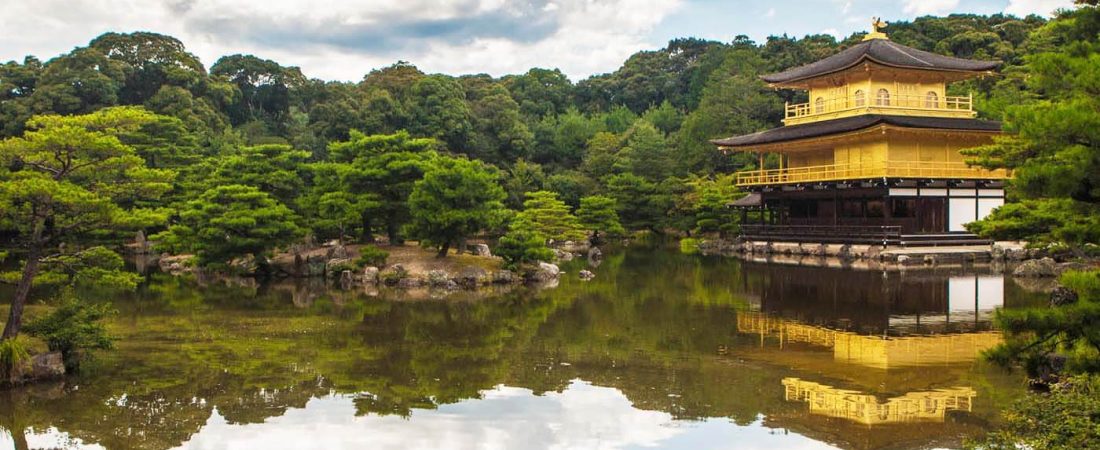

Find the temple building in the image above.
[{"left": 713, "top": 20, "right": 1009, "bottom": 245}]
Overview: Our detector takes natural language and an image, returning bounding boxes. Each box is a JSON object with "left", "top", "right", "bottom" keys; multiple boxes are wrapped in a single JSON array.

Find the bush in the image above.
[
  {"left": 0, "top": 337, "right": 31, "bottom": 381},
  {"left": 680, "top": 237, "right": 701, "bottom": 255},
  {"left": 355, "top": 246, "right": 389, "bottom": 268},
  {"left": 971, "top": 374, "right": 1100, "bottom": 450},
  {"left": 497, "top": 229, "right": 553, "bottom": 270},
  {"left": 24, "top": 296, "right": 114, "bottom": 372}
]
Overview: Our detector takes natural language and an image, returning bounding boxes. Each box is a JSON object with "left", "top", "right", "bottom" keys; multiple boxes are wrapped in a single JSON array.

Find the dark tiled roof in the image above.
[
  {"left": 729, "top": 192, "right": 762, "bottom": 207},
  {"left": 711, "top": 115, "right": 1002, "bottom": 148},
  {"left": 761, "top": 39, "right": 1001, "bottom": 84}
]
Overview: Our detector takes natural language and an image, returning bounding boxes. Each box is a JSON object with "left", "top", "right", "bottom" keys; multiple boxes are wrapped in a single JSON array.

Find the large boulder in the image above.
[
  {"left": 327, "top": 244, "right": 349, "bottom": 260},
  {"left": 32, "top": 352, "right": 66, "bottom": 380},
  {"left": 492, "top": 270, "right": 516, "bottom": 284},
  {"left": 228, "top": 254, "right": 263, "bottom": 275},
  {"left": 362, "top": 266, "right": 380, "bottom": 284},
  {"left": 1050, "top": 286, "right": 1079, "bottom": 307},
  {"left": 456, "top": 266, "right": 490, "bottom": 287},
  {"left": 1013, "top": 257, "right": 1058, "bottom": 278},
  {"left": 469, "top": 243, "right": 492, "bottom": 257},
  {"left": 528, "top": 262, "right": 560, "bottom": 282},
  {"left": 578, "top": 270, "right": 595, "bottom": 281},
  {"left": 381, "top": 264, "right": 408, "bottom": 285},
  {"left": 427, "top": 270, "right": 452, "bottom": 287}
]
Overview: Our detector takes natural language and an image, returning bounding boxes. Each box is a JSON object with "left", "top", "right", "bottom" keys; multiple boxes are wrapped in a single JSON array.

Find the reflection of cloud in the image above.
[{"left": 151, "top": 380, "right": 837, "bottom": 450}]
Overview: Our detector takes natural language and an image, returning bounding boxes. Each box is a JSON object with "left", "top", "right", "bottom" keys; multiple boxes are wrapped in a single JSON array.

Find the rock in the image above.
[
  {"left": 229, "top": 254, "right": 262, "bottom": 275},
  {"left": 923, "top": 255, "right": 937, "bottom": 266},
  {"left": 362, "top": 266, "right": 380, "bottom": 284},
  {"left": 553, "top": 248, "right": 574, "bottom": 261},
  {"left": 578, "top": 270, "right": 595, "bottom": 281},
  {"left": 427, "top": 270, "right": 452, "bottom": 287},
  {"left": 397, "top": 277, "right": 424, "bottom": 288},
  {"left": 436, "top": 280, "right": 460, "bottom": 290},
  {"left": 529, "top": 262, "right": 561, "bottom": 282},
  {"left": 587, "top": 246, "right": 603, "bottom": 260},
  {"left": 304, "top": 254, "right": 328, "bottom": 277},
  {"left": 1013, "top": 257, "right": 1058, "bottom": 278},
  {"left": 456, "top": 266, "right": 490, "bottom": 287},
  {"left": 325, "top": 258, "right": 353, "bottom": 277},
  {"left": 327, "top": 244, "right": 349, "bottom": 259},
  {"left": 31, "top": 352, "right": 65, "bottom": 380},
  {"left": 158, "top": 254, "right": 194, "bottom": 273},
  {"left": 339, "top": 270, "right": 354, "bottom": 285},
  {"left": 469, "top": 243, "right": 492, "bottom": 257},
  {"left": 896, "top": 255, "right": 911, "bottom": 264},
  {"left": 561, "top": 240, "right": 590, "bottom": 254},
  {"left": 1050, "top": 286, "right": 1079, "bottom": 307},
  {"left": 380, "top": 264, "right": 407, "bottom": 285},
  {"left": 1056, "top": 261, "right": 1093, "bottom": 276},
  {"left": 492, "top": 270, "right": 516, "bottom": 284},
  {"left": 322, "top": 239, "right": 340, "bottom": 247}
]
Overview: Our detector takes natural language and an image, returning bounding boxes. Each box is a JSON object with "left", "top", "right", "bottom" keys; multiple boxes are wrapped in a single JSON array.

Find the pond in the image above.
[{"left": 0, "top": 246, "right": 1046, "bottom": 450}]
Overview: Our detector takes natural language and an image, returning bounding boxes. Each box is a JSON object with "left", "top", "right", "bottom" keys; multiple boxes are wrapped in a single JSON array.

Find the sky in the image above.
[{"left": 0, "top": 0, "right": 1079, "bottom": 82}]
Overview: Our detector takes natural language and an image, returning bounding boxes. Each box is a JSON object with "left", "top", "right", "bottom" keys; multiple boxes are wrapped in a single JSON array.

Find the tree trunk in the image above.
[
  {"left": 436, "top": 241, "right": 451, "bottom": 258},
  {"left": 2, "top": 245, "right": 42, "bottom": 340},
  {"left": 387, "top": 222, "right": 402, "bottom": 245},
  {"left": 457, "top": 237, "right": 468, "bottom": 255}
]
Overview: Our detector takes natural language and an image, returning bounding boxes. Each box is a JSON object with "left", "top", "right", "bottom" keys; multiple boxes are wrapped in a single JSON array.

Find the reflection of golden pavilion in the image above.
[
  {"left": 782, "top": 378, "right": 975, "bottom": 425},
  {"left": 737, "top": 311, "right": 1003, "bottom": 369}
]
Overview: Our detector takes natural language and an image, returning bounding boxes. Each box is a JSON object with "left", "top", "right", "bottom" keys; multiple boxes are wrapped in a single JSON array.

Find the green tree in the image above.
[
  {"left": 614, "top": 120, "right": 676, "bottom": 182},
  {"left": 156, "top": 184, "right": 304, "bottom": 269},
  {"left": 965, "top": 6, "right": 1100, "bottom": 253},
  {"left": 315, "top": 191, "right": 378, "bottom": 243},
  {"left": 973, "top": 374, "right": 1100, "bottom": 450},
  {"left": 496, "top": 228, "right": 554, "bottom": 270},
  {"left": 408, "top": 75, "right": 473, "bottom": 152},
  {"left": 576, "top": 195, "right": 625, "bottom": 242},
  {"left": 606, "top": 173, "right": 668, "bottom": 232},
  {"left": 0, "top": 107, "right": 173, "bottom": 339},
  {"left": 407, "top": 157, "right": 509, "bottom": 257},
  {"left": 513, "top": 191, "right": 585, "bottom": 243},
  {"left": 213, "top": 143, "right": 311, "bottom": 207},
  {"left": 322, "top": 130, "right": 440, "bottom": 243}
]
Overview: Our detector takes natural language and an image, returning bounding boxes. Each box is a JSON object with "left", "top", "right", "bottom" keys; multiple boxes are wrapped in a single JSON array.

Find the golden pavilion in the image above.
[{"left": 713, "top": 20, "right": 1010, "bottom": 245}]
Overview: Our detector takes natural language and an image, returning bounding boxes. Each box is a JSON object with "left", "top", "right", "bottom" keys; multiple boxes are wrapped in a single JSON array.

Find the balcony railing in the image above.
[
  {"left": 785, "top": 93, "right": 974, "bottom": 123},
  {"left": 735, "top": 161, "right": 1010, "bottom": 187}
]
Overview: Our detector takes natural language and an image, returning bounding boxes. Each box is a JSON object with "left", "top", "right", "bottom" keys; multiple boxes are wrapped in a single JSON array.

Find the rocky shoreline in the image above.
[
  {"left": 696, "top": 237, "right": 1098, "bottom": 278},
  {"left": 153, "top": 240, "right": 603, "bottom": 292}
]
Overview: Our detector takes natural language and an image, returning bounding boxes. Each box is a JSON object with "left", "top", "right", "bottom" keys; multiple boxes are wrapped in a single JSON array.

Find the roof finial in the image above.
[{"left": 864, "top": 17, "right": 889, "bottom": 41}]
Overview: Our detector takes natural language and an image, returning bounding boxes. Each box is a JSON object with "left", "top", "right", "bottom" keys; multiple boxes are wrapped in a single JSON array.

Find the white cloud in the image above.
[
  {"left": 765, "top": 8, "right": 777, "bottom": 18},
  {"left": 0, "top": 0, "right": 684, "bottom": 81},
  {"left": 1005, "top": 0, "right": 1077, "bottom": 16},
  {"left": 902, "top": 0, "right": 960, "bottom": 16}
]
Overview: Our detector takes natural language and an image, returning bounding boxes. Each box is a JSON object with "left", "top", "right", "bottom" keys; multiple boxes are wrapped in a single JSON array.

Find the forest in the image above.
[{"left": 2, "top": 4, "right": 1100, "bottom": 448}]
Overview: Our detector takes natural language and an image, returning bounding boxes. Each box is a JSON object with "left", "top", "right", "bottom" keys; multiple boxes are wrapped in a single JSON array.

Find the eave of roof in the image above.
[
  {"left": 711, "top": 115, "right": 1002, "bottom": 148},
  {"left": 760, "top": 39, "right": 1001, "bottom": 85}
]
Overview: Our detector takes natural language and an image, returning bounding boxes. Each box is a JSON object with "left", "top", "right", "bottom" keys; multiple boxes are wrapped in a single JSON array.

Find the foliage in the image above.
[
  {"left": 0, "top": 337, "right": 31, "bottom": 380},
  {"left": 985, "top": 270, "right": 1100, "bottom": 376},
  {"left": 24, "top": 295, "right": 114, "bottom": 371},
  {"left": 970, "top": 374, "right": 1100, "bottom": 450},
  {"left": 0, "top": 107, "right": 173, "bottom": 338},
  {"left": 155, "top": 184, "right": 304, "bottom": 268},
  {"left": 407, "top": 157, "right": 509, "bottom": 257},
  {"left": 576, "top": 195, "right": 625, "bottom": 240},
  {"left": 512, "top": 191, "right": 585, "bottom": 243},
  {"left": 680, "top": 237, "right": 701, "bottom": 255},
  {"left": 355, "top": 246, "right": 390, "bottom": 268},
  {"left": 496, "top": 228, "right": 554, "bottom": 270},
  {"left": 966, "top": 6, "right": 1100, "bottom": 250}
]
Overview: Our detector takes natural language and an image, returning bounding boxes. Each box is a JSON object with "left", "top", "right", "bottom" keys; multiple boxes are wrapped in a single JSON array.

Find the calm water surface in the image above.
[{"left": 0, "top": 247, "right": 1046, "bottom": 450}]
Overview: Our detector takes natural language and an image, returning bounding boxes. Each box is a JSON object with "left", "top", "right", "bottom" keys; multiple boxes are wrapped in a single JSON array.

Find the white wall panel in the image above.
[
  {"left": 977, "top": 198, "right": 1004, "bottom": 222},
  {"left": 949, "top": 198, "right": 977, "bottom": 231}
]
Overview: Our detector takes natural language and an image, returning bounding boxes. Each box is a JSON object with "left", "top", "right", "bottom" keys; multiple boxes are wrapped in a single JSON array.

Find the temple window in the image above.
[
  {"left": 814, "top": 97, "right": 825, "bottom": 113},
  {"left": 875, "top": 88, "right": 890, "bottom": 106},
  {"left": 853, "top": 90, "right": 865, "bottom": 107},
  {"left": 924, "top": 91, "right": 939, "bottom": 108}
]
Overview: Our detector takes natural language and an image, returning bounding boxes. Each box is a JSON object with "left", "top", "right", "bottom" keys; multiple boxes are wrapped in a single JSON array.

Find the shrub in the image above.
[
  {"left": 971, "top": 374, "right": 1100, "bottom": 450},
  {"left": 355, "top": 246, "right": 390, "bottom": 268},
  {"left": 497, "top": 229, "right": 553, "bottom": 270},
  {"left": 680, "top": 237, "right": 701, "bottom": 255},
  {"left": 24, "top": 296, "right": 114, "bottom": 372},
  {"left": 0, "top": 337, "right": 31, "bottom": 381}
]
